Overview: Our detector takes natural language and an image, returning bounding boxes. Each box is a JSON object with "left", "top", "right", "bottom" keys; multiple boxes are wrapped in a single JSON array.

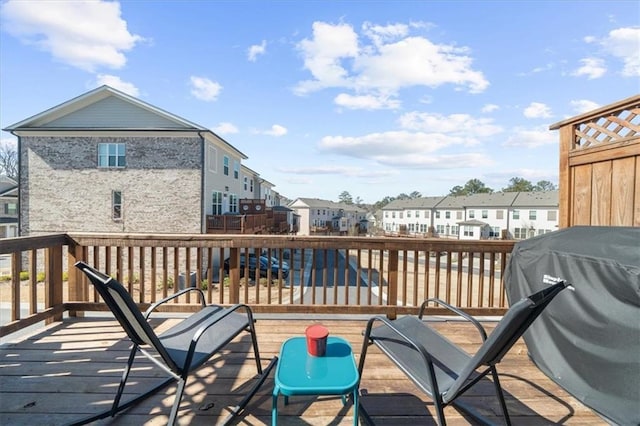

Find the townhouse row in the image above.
[{"left": 381, "top": 191, "right": 559, "bottom": 240}]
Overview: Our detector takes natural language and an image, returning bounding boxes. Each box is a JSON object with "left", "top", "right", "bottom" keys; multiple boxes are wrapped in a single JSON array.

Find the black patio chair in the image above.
[
  {"left": 358, "top": 280, "right": 572, "bottom": 425},
  {"left": 72, "top": 261, "right": 275, "bottom": 426}
]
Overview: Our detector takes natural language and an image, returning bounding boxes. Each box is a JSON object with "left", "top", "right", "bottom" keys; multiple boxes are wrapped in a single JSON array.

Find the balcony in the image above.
[{"left": 0, "top": 233, "right": 605, "bottom": 424}]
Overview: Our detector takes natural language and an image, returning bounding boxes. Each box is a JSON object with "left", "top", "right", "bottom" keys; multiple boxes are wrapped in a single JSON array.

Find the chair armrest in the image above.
[
  {"left": 183, "top": 304, "right": 256, "bottom": 369},
  {"left": 144, "top": 287, "right": 206, "bottom": 319},
  {"left": 419, "top": 298, "right": 487, "bottom": 341}
]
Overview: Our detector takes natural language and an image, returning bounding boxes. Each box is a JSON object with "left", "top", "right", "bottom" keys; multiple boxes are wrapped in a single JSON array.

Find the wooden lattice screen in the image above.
[{"left": 550, "top": 94, "right": 640, "bottom": 227}]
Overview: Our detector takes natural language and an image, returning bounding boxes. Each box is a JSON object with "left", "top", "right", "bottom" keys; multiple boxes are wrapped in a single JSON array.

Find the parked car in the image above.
[{"left": 223, "top": 253, "right": 290, "bottom": 280}]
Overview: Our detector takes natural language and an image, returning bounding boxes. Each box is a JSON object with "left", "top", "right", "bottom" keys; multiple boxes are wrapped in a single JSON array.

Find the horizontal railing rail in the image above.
[{"left": 1, "top": 233, "right": 516, "bottom": 338}]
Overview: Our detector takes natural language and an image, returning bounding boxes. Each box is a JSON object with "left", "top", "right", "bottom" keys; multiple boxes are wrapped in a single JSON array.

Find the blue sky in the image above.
[{"left": 1, "top": 1, "right": 638, "bottom": 203}]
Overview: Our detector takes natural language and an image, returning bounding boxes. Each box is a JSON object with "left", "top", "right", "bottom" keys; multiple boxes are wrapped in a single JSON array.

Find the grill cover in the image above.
[{"left": 504, "top": 226, "right": 640, "bottom": 425}]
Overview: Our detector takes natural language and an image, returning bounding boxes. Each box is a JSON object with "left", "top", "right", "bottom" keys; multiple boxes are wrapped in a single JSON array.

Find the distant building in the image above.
[
  {"left": 288, "top": 198, "right": 369, "bottom": 236},
  {"left": 0, "top": 176, "right": 18, "bottom": 238},
  {"left": 381, "top": 191, "right": 559, "bottom": 240}
]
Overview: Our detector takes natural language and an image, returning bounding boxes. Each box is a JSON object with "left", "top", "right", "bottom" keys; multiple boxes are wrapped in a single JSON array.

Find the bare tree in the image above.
[{"left": 0, "top": 143, "right": 18, "bottom": 179}]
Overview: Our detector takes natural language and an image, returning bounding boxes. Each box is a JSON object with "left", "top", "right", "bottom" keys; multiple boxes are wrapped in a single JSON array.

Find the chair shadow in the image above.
[{"left": 358, "top": 370, "right": 577, "bottom": 425}]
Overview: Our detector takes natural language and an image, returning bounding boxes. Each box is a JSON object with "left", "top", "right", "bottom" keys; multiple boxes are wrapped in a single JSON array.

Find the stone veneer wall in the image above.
[{"left": 20, "top": 135, "right": 203, "bottom": 235}]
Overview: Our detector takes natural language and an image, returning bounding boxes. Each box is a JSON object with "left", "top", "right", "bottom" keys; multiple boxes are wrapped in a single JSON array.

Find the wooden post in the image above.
[
  {"left": 228, "top": 247, "right": 240, "bottom": 304},
  {"left": 45, "top": 245, "right": 64, "bottom": 324},
  {"left": 66, "top": 239, "right": 86, "bottom": 318},
  {"left": 386, "top": 249, "right": 398, "bottom": 320}
]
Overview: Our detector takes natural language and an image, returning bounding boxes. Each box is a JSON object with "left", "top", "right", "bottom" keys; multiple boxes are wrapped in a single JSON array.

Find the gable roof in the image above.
[
  {"left": 512, "top": 190, "right": 559, "bottom": 207},
  {"left": 382, "top": 196, "right": 445, "bottom": 210},
  {"left": 3, "top": 85, "right": 248, "bottom": 159}
]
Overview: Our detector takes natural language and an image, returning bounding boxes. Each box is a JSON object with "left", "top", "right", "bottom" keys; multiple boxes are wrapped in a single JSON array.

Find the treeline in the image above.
[{"left": 339, "top": 177, "right": 557, "bottom": 211}]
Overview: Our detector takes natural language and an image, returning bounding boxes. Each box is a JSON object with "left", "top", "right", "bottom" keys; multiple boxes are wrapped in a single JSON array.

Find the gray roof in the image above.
[
  {"left": 382, "top": 196, "right": 445, "bottom": 210},
  {"left": 463, "top": 192, "right": 519, "bottom": 207},
  {"left": 512, "top": 190, "right": 559, "bottom": 207},
  {"left": 457, "top": 219, "right": 489, "bottom": 226},
  {"left": 290, "top": 197, "right": 366, "bottom": 212},
  {"left": 381, "top": 191, "right": 558, "bottom": 210}
]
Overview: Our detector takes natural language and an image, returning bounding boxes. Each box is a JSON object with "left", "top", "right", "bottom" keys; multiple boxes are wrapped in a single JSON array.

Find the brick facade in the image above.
[{"left": 20, "top": 135, "right": 203, "bottom": 235}]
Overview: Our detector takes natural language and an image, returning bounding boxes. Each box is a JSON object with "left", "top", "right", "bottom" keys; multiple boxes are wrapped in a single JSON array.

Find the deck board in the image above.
[{"left": 0, "top": 315, "right": 605, "bottom": 425}]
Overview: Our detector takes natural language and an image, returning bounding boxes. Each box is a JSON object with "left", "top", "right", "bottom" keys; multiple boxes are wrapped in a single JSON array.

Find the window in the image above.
[
  {"left": 212, "top": 191, "right": 223, "bottom": 215},
  {"left": 223, "top": 156, "right": 229, "bottom": 176},
  {"left": 415, "top": 210, "right": 420, "bottom": 218},
  {"left": 420, "top": 224, "right": 428, "bottom": 233},
  {"left": 229, "top": 194, "right": 238, "bottom": 213},
  {"left": 436, "top": 224, "right": 445, "bottom": 234},
  {"left": 207, "top": 146, "right": 217, "bottom": 172},
  {"left": 445, "top": 211, "right": 451, "bottom": 219},
  {"left": 482, "top": 210, "right": 488, "bottom": 219},
  {"left": 464, "top": 226, "right": 473, "bottom": 237},
  {"left": 234, "top": 161, "right": 239, "bottom": 179},
  {"left": 250, "top": 179, "right": 254, "bottom": 192},
  {"left": 496, "top": 210, "right": 504, "bottom": 220},
  {"left": 490, "top": 227, "right": 500, "bottom": 238},
  {"left": 243, "top": 176, "right": 248, "bottom": 191},
  {"left": 407, "top": 210, "right": 412, "bottom": 218},
  {"left": 385, "top": 212, "right": 389, "bottom": 218},
  {"left": 425, "top": 211, "right": 430, "bottom": 219},
  {"left": 456, "top": 211, "right": 462, "bottom": 220},
  {"left": 399, "top": 212, "right": 403, "bottom": 219},
  {"left": 112, "top": 191, "right": 123, "bottom": 220},
  {"left": 547, "top": 210, "right": 557, "bottom": 221},
  {"left": 468, "top": 210, "right": 475, "bottom": 219},
  {"left": 435, "top": 211, "right": 440, "bottom": 219},
  {"left": 4, "top": 202, "right": 17, "bottom": 215},
  {"left": 451, "top": 225, "right": 459, "bottom": 235},
  {"left": 392, "top": 212, "right": 396, "bottom": 218},
  {"left": 98, "top": 143, "right": 125, "bottom": 168},
  {"left": 529, "top": 210, "right": 537, "bottom": 220},
  {"left": 513, "top": 210, "right": 520, "bottom": 219},
  {"left": 514, "top": 227, "right": 527, "bottom": 239}
]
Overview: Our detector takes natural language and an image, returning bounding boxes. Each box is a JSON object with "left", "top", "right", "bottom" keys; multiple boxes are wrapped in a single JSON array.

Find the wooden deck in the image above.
[{"left": 0, "top": 315, "right": 605, "bottom": 425}]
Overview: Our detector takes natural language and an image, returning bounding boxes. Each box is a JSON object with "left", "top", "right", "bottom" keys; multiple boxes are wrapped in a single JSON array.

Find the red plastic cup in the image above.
[{"left": 305, "top": 324, "right": 329, "bottom": 357}]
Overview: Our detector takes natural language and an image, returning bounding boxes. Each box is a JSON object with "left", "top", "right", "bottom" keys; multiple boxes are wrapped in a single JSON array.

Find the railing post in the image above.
[
  {"left": 386, "top": 249, "right": 398, "bottom": 320},
  {"left": 67, "top": 239, "right": 85, "bottom": 317},
  {"left": 45, "top": 245, "right": 64, "bottom": 324},
  {"left": 228, "top": 247, "right": 240, "bottom": 304}
]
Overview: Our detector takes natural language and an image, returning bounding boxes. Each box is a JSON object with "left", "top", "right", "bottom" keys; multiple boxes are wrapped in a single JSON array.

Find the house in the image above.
[
  {"left": 3, "top": 85, "right": 282, "bottom": 235},
  {"left": 509, "top": 191, "right": 559, "bottom": 239},
  {"left": 0, "top": 176, "right": 18, "bottom": 238},
  {"left": 380, "top": 191, "right": 559, "bottom": 240},
  {"left": 381, "top": 196, "right": 444, "bottom": 235},
  {"left": 288, "top": 198, "right": 368, "bottom": 236}
]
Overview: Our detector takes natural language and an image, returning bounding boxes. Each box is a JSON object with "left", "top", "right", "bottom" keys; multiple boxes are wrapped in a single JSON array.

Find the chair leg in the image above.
[
  {"left": 112, "top": 344, "right": 138, "bottom": 414},
  {"left": 168, "top": 377, "right": 187, "bottom": 426},
  {"left": 491, "top": 368, "right": 511, "bottom": 426},
  {"left": 433, "top": 395, "right": 447, "bottom": 426},
  {"left": 248, "top": 323, "right": 263, "bottom": 375}
]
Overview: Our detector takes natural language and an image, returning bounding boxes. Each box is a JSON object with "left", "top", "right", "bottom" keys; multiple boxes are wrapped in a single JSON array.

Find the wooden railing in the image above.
[
  {"left": 1, "top": 233, "right": 516, "bottom": 338},
  {"left": 205, "top": 214, "right": 267, "bottom": 234}
]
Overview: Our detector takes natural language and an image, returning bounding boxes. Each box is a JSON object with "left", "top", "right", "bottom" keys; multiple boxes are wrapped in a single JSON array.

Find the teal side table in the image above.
[{"left": 272, "top": 336, "right": 359, "bottom": 425}]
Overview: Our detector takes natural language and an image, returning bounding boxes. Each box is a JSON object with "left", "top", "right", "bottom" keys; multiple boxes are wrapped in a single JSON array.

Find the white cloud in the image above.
[
  {"left": 481, "top": 104, "right": 499, "bottom": 113},
  {"left": 189, "top": 76, "right": 222, "bottom": 101},
  {"left": 398, "top": 112, "right": 503, "bottom": 139},
  {"left": 570, "top": 99, "right": 600, "bottom": 114},
  {"left": 1, "top": 0, "right": 143, "bottom": 72},
  {"left": 600, "top": 27, "right": 640, "bottom": 77},
  {"left": 572, "top": 57, "right": 607, "bottom": 79},
  {"left": 278, "top": 165, "right": 394, "bottom": 178},
  {"left": 334, "top": 93, "right": 400, "bottom": 110},
  {"left": 262, "top": 125, "right": 288, "bottom": 136},
  {"left": 95, "top": 74, "right": 139, "bottom": 96},
  {"left": 213, "top": 122, "right": 239, "bottom": 135},
  {"left": 523, "top": 102, "right": 552, "bottom": 119},
  {"left": 248, "top": 40, "right": 267, "bottom": 62},
  {"left": 294, "top": 21, "right": 488, "bottom": 102},
  {"left": 503, "top": 126, "right": 556, "bottom": 148}
]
